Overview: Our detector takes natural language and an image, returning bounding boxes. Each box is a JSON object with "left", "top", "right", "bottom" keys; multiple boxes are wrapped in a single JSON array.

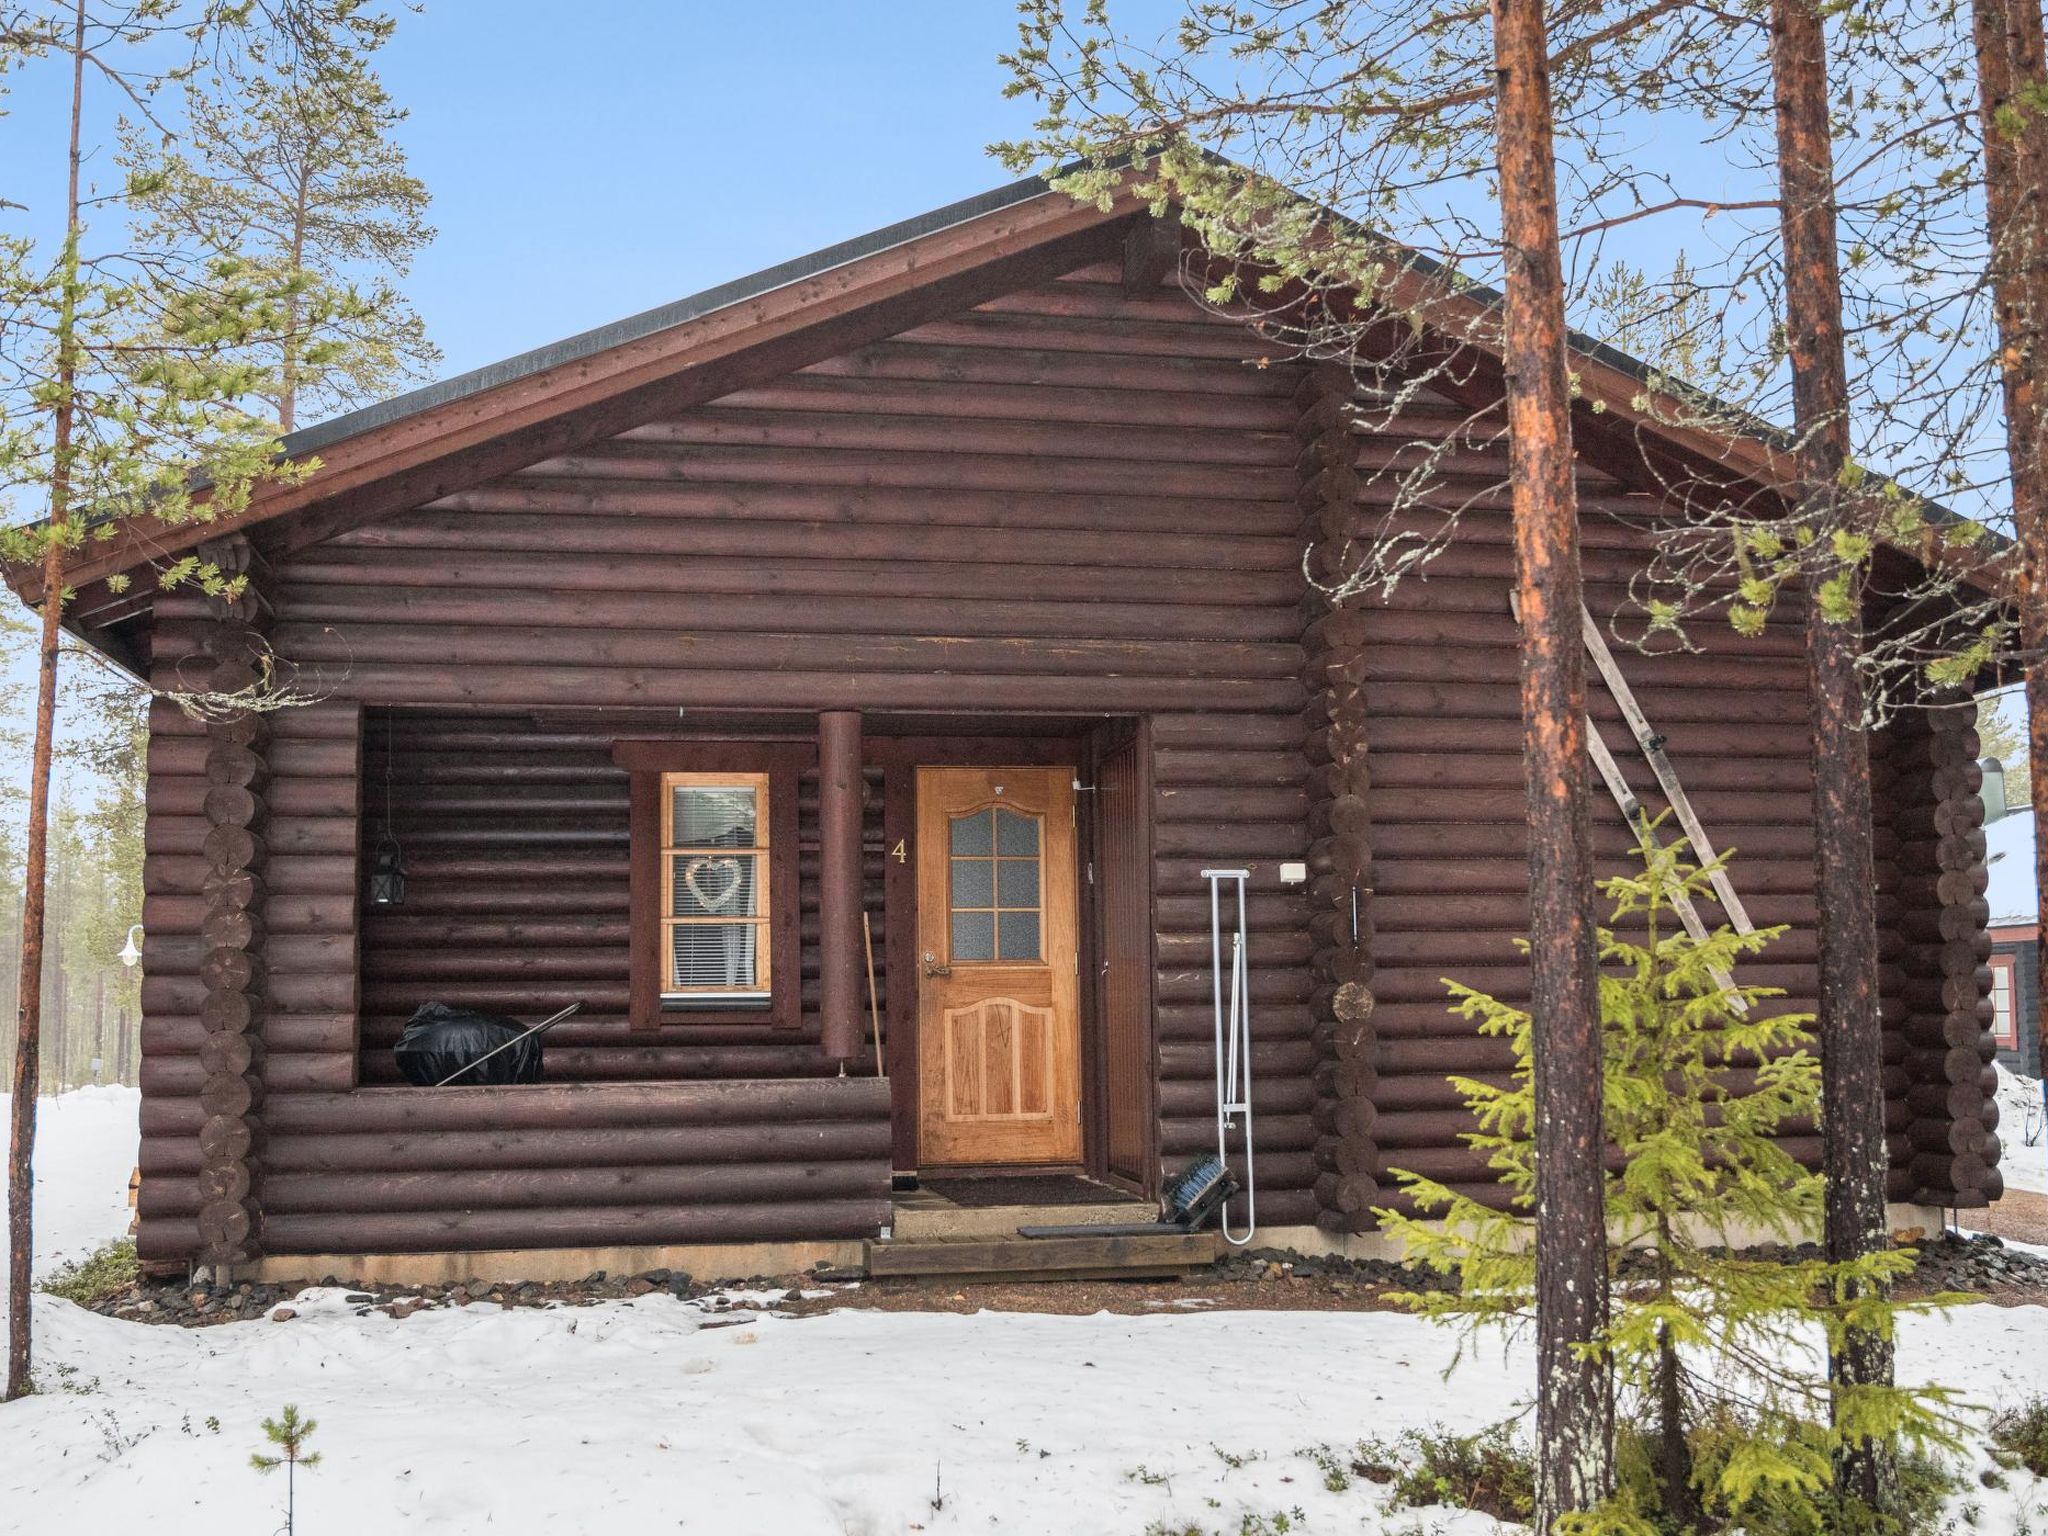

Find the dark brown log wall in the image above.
[{"left": 1322, "top": 382, "right": 1988, "bottom": 1217}]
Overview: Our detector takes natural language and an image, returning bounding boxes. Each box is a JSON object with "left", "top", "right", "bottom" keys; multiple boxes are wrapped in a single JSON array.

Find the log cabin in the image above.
[{"left": 8, "top": 172, "right": 2007, "bottom": 1284}]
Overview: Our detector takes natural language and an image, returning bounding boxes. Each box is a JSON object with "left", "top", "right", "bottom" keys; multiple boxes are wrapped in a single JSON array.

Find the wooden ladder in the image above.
[{"left": 1512, "top": 593, "right": 1755, "bottom": 1008}]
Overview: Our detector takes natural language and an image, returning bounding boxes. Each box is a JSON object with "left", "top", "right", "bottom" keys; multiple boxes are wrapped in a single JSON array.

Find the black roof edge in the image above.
[{"left": 280, "top": 152, "right": 1721, "bottom": 467}]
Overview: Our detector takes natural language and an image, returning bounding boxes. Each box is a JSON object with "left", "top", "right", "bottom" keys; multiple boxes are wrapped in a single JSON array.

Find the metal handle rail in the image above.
[
  {"left": 1204, "top": 868, "right": 1256, "bottom": 1246},
  {"left": 433, "top": 1002, "right": 582, "bottom": 1088}
]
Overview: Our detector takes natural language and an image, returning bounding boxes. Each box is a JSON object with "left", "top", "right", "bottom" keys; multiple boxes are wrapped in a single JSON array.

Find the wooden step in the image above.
[
  {"left": 891, "top": 1194, "right": 1155, "bottom": 1241},
  {"left": 864, "top": 1230, "right": 1221, "bottom": 1282}
]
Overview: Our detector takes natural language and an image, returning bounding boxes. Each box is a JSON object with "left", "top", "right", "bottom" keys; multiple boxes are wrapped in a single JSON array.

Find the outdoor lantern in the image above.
[
  {"left": 118, "top": 924, "right": 142, "bottom": 968},
  {"left": 370, "top": 831, "right": 408, "bottom": 907},
  {"left": 1981, "top": 757, "right": 2009, "bottom": 826}
]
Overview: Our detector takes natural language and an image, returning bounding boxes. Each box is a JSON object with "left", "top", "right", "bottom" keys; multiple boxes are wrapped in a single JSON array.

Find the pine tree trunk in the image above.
[
  {"left": 1656, "top": 1321, "right": 1701, "bottom": 1530},
  {"left": 1489, "top": 0, "right": 1612, "bottom": 1525},
  {"left": 8, "top": 0, "right": 88, "bottom": 1404},
  {"left": 5, "top": 538, "right": 63, "bottom": 1404},
  {"left": 1768, "top": 0, "right": 1896, "bottom": 1512},
  {"left": 1651, "top": 1218, "right": 1701, "bottom": 1531},
  {"left": 1979, "top": 0, "right": 2048, "bottom": 1132}
]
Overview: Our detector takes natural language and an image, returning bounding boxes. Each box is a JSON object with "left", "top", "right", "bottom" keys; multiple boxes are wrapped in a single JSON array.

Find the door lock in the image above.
[{"left": 921, "top": 951, "right": 952, "bottom": 978}]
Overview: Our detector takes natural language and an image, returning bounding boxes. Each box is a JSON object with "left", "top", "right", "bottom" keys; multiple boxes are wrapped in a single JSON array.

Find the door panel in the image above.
[{"left": 917, "top": 766, "right": 1081, "bottom": 1166}]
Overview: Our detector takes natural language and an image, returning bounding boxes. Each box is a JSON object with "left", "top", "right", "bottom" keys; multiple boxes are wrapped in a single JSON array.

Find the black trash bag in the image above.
[{"left": 393, "top": 1001, "right": 545, "bottom": 1086}]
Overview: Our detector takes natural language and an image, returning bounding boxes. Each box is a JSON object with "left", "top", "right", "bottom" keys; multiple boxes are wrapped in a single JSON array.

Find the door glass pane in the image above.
[
  {"left": 995, "top": 808, "right": 1038, "bottom": 855},
  {"left": 951, "top": 910, "right": 995, "bottom": 961},
  {"left": 996, "top": 857, "right": 1039, "bottom": 907},
  {"left": 998, "top": 910, "right": 1041, "bottom": 961},
  {"left": 946, "top": 803, "right": 1045, "bottom": 964},
  {"left": 950, "top": 809, "right": 993, "bottom": 855},
  {"left": 949, "top": 857, "right": 994, "bottom": 909}
]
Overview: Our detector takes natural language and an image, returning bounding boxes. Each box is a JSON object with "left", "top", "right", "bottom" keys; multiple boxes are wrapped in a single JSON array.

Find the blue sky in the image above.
[{"left": 363, "top": 4, "right": 1152, "bottom": 389}]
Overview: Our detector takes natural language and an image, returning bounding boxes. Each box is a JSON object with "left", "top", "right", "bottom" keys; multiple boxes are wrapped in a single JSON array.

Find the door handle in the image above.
[{"left": 922, "top": 951, "right": 951, "bottom": 978}]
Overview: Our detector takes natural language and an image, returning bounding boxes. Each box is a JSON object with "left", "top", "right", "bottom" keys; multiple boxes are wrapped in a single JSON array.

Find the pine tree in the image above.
[
  {"left": 1, "top": 0, "right": 336, "bottom": 1405},
  {"left": 123, "top": 10, "right": 436, "bottom": 431},
  {"left": 1489, "top": 0, "right": 1613, "bottom": 1520},
  {"left": 251, "top": 1403, "right": 322, "bottom": 1536},
  {"left": 1380, "top": 834, "right": 1962, "bottom": 1535}
]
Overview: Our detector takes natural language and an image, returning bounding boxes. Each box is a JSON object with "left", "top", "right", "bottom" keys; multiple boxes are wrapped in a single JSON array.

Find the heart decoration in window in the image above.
[{"left": 682, "top": 854, "right": 746, "bottom": 913}]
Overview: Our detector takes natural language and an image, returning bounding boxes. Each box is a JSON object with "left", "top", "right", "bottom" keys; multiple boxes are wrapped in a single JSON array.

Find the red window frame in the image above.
[
  {"left": 1990, "top": 952, "right": 2020, "bottom": 1050},
  {"left": 612, "top": 741, "right": 809, "bottom": 1032}
]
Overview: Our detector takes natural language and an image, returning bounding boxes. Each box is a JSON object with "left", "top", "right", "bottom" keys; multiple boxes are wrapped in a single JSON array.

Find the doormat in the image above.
[{"left": 919, "top": 1174, "right": 1144, "bottom": 1209}]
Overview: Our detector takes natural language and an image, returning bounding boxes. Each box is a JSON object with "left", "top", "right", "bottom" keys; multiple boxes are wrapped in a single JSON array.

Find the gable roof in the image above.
[
  {"left": 278, "top": 175, "right": 1080, "bottom": 462},
  {"left": 5, "top": 165, "right": 1989, "bottom": 624},
  {"left": 18, "top": 172, "right": 1141, "bottom": 612}
]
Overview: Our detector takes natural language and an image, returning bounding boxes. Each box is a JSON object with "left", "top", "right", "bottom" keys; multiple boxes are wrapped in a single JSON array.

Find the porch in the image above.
[{"left": 351, "top": 705, "right": 1166, "bottom": 1196}]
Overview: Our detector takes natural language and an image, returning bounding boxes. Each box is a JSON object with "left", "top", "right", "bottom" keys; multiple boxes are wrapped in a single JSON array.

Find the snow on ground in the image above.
[
  {"left": 1995, "top": 1066, "right": 2048, "bottom": 1195},
  {"left": 7, "top": 1076, "right": 2048, "bottom": 1531},
  {"left": 1, "top": 1288, "right": 2045, "bottom": 1535},
  {"left": 0, "top": 1086, "right": 140, "bottom": 1276}
]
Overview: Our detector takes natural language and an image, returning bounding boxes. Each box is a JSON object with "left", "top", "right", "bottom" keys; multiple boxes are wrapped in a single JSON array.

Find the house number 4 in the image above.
[{"left": 890, "top": 839, "right": 907, "bottom": 863}]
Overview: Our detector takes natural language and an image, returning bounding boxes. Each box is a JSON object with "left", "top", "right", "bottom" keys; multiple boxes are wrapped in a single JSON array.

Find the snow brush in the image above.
[
  {"left": 1013, "top": 1157, "right": 1239, "bottom": 1240},
  {"left": 1162, "top": 1154, "right": 1237, "bottom": 1231}
]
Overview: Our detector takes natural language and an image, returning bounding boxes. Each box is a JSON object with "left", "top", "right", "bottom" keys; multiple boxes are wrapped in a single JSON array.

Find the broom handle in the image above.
[{"left": 862, "top": 912, "right": 884, "bottom": 1076}]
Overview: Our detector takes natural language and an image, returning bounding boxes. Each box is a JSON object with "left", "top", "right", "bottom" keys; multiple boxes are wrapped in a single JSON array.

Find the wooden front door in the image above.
[{"left": 915, "top": 766, "right": 1082, "bottom": 1166}]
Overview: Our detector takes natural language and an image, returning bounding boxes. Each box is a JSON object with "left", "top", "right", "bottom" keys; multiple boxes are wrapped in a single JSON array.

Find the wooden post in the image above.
[
  {"left": 819, "top": 710, "right": 864, "bottom": 1062},
  {"left": 1771, "top": 0, "right": 1895, "bottom": 1510},
  {"left": 1490, "top": 0, "right": 1612, "bottom": 1524}
]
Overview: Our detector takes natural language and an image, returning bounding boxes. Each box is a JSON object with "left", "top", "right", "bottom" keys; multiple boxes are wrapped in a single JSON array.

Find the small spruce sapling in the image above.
[
  {"left": 1378, "top": 830, "right": 1963, "bottom": 1534},
  {"left": 251, "top": 1404, "right": 321, "bottom": 1535}
]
